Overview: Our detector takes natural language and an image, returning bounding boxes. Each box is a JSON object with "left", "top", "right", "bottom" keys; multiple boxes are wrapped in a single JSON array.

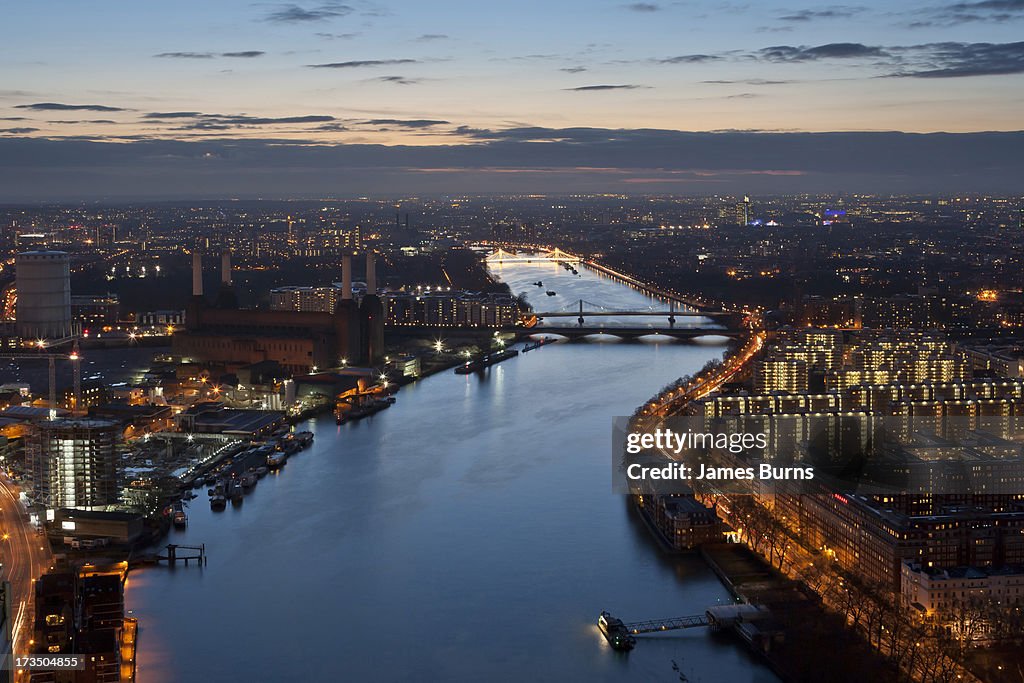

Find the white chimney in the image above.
[
  {"left": 341, "top": 254, "right": 353, "bottom": 300},
  {"left": 366, "top": 252, "right": 376, "bottom": 294},
  {"left": 192, "top": 252, "right": 203, "bottom": 297},
  {"left": 221, "top": 250, "right": 232, "bottom": 286}
]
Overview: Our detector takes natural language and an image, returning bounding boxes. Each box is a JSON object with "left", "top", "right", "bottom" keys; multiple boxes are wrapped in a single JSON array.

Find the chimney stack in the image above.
[
  {"left": 366, "top": 252, "right": 377, "bottom": 294},
  {"left": 341, "top": 253, "right": 353, "bottom": 300},
  {"left": 192, "top": 252, "right": 203, "bottom": 297},
  {"left": 221, "top": 249, "right": 232, "bottom": 286}
]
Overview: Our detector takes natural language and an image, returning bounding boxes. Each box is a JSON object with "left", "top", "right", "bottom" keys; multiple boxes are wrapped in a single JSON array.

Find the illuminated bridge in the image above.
[
  {"left": 484, "top": 247, "right": 582, "bottom": 264},
  {"left": 523, "top": 326, "right": 742, "bottom": 341},
  {"left": 522, "top": 300, "right": 745, "bottom": 341},
  {"left": 532, "top": 299, "right": 737, "bottom": 325}
]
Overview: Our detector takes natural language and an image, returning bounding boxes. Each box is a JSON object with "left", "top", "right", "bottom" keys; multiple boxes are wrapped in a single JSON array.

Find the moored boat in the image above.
[{"left": 598, "top": 611, "right": 637, "bottom": 651}]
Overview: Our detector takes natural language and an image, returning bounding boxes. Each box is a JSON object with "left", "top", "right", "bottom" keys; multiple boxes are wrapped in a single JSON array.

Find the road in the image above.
[
  {"left": 638, "top": 328, "right": 766, "bottom": 420},
  {"left": 0, "top": 475, "right": 52, "bottom": 681}
]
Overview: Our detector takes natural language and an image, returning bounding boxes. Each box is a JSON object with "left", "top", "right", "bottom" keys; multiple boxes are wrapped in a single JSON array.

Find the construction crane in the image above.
[{"left": 0, "top": 336, "right": 82, "bottom": 416}]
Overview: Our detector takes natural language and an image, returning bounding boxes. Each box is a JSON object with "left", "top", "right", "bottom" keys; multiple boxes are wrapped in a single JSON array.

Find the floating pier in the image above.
[
  {"left": 130, "top": 543, "right": 207, "bottom": 568},
  {"left": 623, "top": 614, "right": 710, "bottom": 634}
]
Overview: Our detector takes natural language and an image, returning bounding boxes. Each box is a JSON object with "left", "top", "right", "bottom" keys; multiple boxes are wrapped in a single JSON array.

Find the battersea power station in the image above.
[{"left": 172, "top": 250, "right": 385, "bottom": 373}]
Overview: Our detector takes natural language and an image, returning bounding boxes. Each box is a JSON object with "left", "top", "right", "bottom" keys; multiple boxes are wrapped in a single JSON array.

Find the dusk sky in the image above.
[{"left": 3, "top": 1, "right": 1024, "bottom": 198}]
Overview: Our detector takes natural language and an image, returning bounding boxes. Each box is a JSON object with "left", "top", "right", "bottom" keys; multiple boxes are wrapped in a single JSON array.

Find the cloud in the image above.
[
  {"left": 143, "top": 112, "right": 338, "bottom": 129},
  {"left": 415, "top": 34, "right": 448, "bottom": 42},
  {"left": 361, "top": 119, "right": 449, "bottom": 128},
  {"left": 921, "top": 0, "right": 1024, "bottom": 24},
  {"left": 317, "top": 122, "right": 350, "bottom": 131},
  {"left": 892, "top": 41, "right": 1024, "bottom": 77},
  {"left": 0, "top": 128, "right": 38, "bottom": 134},
  {"left": 307, "top": 59, "right": 418, "bottom": 68},
  {"left": 728, "top": 40, "right": 1024, "bottom": 78},
  {"left": 155, "top": 50, "right": 265, "bottom": 59},
  {"left": 371, "top": 76, "right": 422, "bottom": 85},
  {"left": 47, "top": 120, "right": 117, "bottom": 125},
  {"left": 703, "top": 78, "right": 793, "bottom": 84},
  {"left": 172, "top": 121, "right": 236, "bottom": 131},
  {"left": 315, "top": 32, "right": 360, "bottom": 39},
  {"left": 15, "top": 102, "right": 127, "bottom": 112},
  {"left": 778, "top": 6, "right": 865, "bottom": 21},
  {"left": 263, "top": 3, "right": 353, "bottom": 23},
  {"left": 946, "top": 0, "right": 1024, "bottom": 8},
  {"left": 2, "top": 130, "right": 1024, "bottom": 198},
  {"left": 625, "top": 2, "right": 661, "bottom": 10},
  {"left": 758, "top": 42, "right": 887, "bottom": 61},
  {"left": 564, "top": 84, "right": 646, "bottom": 91},
  {"left": 656, "top": 54, "right": 723, "bottom": 64},
  {"left": 154, "top": 52, "right": 214, "bottom": 59},
  {"left": 219, "top": 115, "right": 336, "bottom": 124},
  {"left": 560, "top": 66, "right": 588, "bottom": 73},
  {"left": 948, "top": 0, "right": 1024, "bottom": 8},
  {"left": 143, "top": 112, "right": 203, "bottom": 119}
]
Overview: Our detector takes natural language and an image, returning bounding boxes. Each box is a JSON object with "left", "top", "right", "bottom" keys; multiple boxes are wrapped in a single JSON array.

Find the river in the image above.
[{"left": 125, "top": 256, "right": 779, "bottom": 683}]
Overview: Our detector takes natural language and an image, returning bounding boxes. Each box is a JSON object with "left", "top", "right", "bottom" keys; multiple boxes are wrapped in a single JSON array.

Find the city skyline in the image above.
[
  {"left": 3, "top": 195, "right": 1024, "bottom": 681},
  {"left": 2, "top": 1, "right": 1024, "bottom": 197}
]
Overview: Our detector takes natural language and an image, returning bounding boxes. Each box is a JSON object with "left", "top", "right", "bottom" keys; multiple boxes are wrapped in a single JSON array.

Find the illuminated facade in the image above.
[
  {"left": 754, "top": 356, "right": 809, "bottom": 393},
  {"left": 27, "top": 418, "right": 121, "bottom": 511},
  {"left": 383, "top": 292, "right": 518, "bottom": 328},
  {"left": 775, "top": 492, "right": 1024, "bottom": 590},
  {"left": 269, "top": 285, "right": 342, "bottom": 313},
  {"left": 902, "top": 561, "right": 1024, "bottom": 616}
]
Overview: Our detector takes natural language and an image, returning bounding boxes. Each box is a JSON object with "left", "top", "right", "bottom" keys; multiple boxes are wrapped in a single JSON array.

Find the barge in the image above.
[
  {"left": 598, "top": 611, "right": 637, "bottom": 651},
  {"left": 454, "top": 348, "right": 519, "bottom": 375}
]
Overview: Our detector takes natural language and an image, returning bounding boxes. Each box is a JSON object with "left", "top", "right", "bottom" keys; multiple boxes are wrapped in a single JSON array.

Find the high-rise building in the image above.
[
  {"left": 383, "top": 292, "right": 519, "bottom": 328},
  {"left": 734, "top": 196, "right": 751, "bottom": 226},
  {"left": 269, "top": 286, "right": 342, "bottom": 313},
  {"left": 754, "top": 356, "right": 809, "bottom": 393},
  {"left": 16, "top": 251, "right": 74, "bottom": 341},
  {"left": 27, "top": 418, "right": 121, "bottom": 511}
]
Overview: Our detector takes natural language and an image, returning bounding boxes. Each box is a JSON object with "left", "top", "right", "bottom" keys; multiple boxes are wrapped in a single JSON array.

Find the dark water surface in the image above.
[{"left": 126, "top": 257, "right": 778, "bottom": 682}]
